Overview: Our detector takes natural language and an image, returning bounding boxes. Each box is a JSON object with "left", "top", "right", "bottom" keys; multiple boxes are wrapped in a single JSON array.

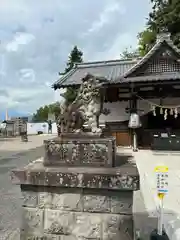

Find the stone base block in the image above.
[
  {"left": 11, "top": 159, "right": 139, "bottom": 240},
  {"left": 20, "top": 185, "right": 134, "bottom": 240},
  {"left": 44, "top": 136, "right": 116, "bottom": 167},
  {"left": 11, "top": 158, "right": 139, "bottom": 190}
]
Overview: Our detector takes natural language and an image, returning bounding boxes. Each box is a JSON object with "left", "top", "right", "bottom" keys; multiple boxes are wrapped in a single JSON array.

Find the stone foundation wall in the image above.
[{"left": 21, "top": 185, "right": 133, "bottom": 240}]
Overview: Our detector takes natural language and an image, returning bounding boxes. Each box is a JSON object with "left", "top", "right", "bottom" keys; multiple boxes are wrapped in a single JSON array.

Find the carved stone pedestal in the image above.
[
  {"left": 44, "top": 136, "right": 116, "bottom": 167},
  {"left": 12, "top": 157, "right": 139, "bottom": 240}
]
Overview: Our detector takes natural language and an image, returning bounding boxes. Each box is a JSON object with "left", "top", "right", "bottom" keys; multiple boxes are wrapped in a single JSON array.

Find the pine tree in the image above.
[
  {"left": 62, "top": 46, "right": 83, "bottom": 104},
  {"left": 64, "top": 46, "right": 83, "bottom": 73}
]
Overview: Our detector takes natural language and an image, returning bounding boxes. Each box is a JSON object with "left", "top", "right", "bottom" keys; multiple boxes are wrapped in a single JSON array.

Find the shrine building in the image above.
[{"left": 53, "top": 33, "right": 180, "bottom": 150}]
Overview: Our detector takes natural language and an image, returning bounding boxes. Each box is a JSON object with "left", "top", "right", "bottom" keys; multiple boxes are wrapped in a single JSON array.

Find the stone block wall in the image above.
[{"left": 21, "top": 185, "right": 133, "bottom": 240}]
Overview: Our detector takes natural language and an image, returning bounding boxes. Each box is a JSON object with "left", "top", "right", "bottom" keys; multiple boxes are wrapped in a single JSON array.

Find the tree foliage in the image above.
[
  {"left": 61, "top": 46, "right": 83, "bottom": 104},
  {"left": 138, "top": 0, "right": 180, "bottom": 56},
  {"left": 120, "top": 47, "right": 140, "bottom": 59},
  {"left": 64, "top": 46, "right": 83, "bottom": 73},
  {"left": 138, "top": 29, "right": 156, "bottom": 56},
  {"left": 32, "top": 102, "right": 60, "bottom": 122}
]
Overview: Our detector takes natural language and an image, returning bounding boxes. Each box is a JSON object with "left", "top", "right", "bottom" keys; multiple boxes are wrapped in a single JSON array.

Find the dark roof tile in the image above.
[{"left": 53, "top": 59, "right": 138, "bottom": 88}]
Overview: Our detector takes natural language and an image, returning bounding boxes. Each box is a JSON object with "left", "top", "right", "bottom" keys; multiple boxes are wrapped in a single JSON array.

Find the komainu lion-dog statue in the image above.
[{"left": 56, "top": 73, "right": 109, "bottom": 136}]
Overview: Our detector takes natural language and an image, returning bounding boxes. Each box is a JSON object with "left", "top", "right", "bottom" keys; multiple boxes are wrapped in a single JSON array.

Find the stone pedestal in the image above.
[
  {"left": 44, "top": 136, "right": 116, "bottom": 167},
  {"left": 12, "top": 135, "right": 139, "bottom": 239},
  {"left": 12, "top": 157, "right": 139, "bottom": 240}
]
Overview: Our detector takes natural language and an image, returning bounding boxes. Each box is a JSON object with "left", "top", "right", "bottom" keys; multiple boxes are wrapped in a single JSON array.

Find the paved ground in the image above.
[
  {"left": 117, "top": 148, "right": 180, "bottom": 239},
  {"left": 0, "top": 134, "right": 55, "bottom": 153},
  {"left": 0, "top": 134, "right": 55, "bottom": 240},
  {"left": 131, "top": 149, "right": 180, "bottom": 239},
  {"left": 117, "top": 148, "right": 159, "bottom": 239}
]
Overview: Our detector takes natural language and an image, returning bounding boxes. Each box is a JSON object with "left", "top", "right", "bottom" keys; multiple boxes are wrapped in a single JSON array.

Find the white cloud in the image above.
[
  {"left": 0, "top": 0, "right": 152, "bottom": 117},
  {"left": 18, "top": 68, "right": 35, "bottom": 83},
  {"left": 85, "top": 1, "right": 125, "bottom": 35},
  {"left": 6, "top": 32, "right": 35, "bottom": 52},
  {"left": 93, "top": 32, "right": 138, "bottom": 60},
  {"left": 0, "top": 54, "right": 6, "bottom": 76}
]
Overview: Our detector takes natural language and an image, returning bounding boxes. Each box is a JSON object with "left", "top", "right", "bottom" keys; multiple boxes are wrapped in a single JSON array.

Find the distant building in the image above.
[
  {"left": 2, "top": 120, "right": 15, "bottom": 136},
  {"left": 28, "top": 115, "right": 33, "bottom": 122},
  {"left": 10, "top": 116, "right": 29, "bottom": 122},
  {"left": 2, "top": 117, "right": 27, "bottom": 136}
]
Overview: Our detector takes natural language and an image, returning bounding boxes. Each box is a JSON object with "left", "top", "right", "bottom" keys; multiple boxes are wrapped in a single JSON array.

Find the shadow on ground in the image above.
[{"left": 115, "top": 152, "right": 134, "bottom": 167}]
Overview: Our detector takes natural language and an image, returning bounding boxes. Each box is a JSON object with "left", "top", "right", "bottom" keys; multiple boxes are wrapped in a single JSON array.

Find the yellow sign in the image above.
[
  {"left": 154, "top": 166, "right": 168, "bottom": 172},
  {"left": 158, "top": 193, "right": 165, "bottom": 199},
  {"left": 155, "top": 165, "right": 169, "bottom": 194}
]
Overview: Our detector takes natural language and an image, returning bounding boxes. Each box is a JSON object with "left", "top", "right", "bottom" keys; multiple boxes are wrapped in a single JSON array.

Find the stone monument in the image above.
[{"left": 11, "top": 73, "right": 140, "bottom": 240}]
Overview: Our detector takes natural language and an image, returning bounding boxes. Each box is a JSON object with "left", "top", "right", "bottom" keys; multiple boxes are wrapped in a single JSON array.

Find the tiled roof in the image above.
[
  {"left": 53, "top": 59, "right": 138, "bottom": 89},
  {"left": 121, "top": 33, "right": 180, "bottom": 79},
  {"left": 53, "top": 33, "right": 180, "bottom": 89}
]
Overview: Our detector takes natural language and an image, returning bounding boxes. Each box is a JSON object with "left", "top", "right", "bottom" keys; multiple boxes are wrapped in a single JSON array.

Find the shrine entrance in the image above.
[
  {"left": 138, "top": 107, "right": 180, "bottom": 150},
  {"left": 147, "top": 108, "right": 180, "bottom": 129}
]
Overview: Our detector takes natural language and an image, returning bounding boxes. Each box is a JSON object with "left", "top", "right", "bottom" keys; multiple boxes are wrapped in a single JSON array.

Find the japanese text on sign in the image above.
[{"left": 154, "top": 165, "right": 168, "bottom": 194}]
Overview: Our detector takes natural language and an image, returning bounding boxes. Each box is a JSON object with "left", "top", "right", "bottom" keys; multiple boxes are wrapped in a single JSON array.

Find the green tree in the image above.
[
  {"left": 32, "top": 105, "right": 49, "bottom": 122},
  {"left": 61, "top": 46, "right": 83, "bottom": 104},
  {"left": 138, "top": 0, "right": 180, "bottom": 56},
  {"left": 32, "top": 102, "right": 60, "bottom": 122},
  {"left": 64, "top": 46, "right": 83, "bottom": 73},
  {"left": 138, "top": 29, "right": 156, "bottom": 56},
  {"left": 48, "top": 102, "right": 61, "bottom": 119}
]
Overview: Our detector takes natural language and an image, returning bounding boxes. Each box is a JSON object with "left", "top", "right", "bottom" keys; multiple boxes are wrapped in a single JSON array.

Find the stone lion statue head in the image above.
[{"left": 78, "top": 73, "right": 107, "bottom": 102}]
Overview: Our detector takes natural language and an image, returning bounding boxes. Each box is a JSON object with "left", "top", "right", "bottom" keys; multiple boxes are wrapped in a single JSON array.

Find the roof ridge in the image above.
[
  {"left": 76, "top": 59, "right": 139, "bottom": 69},
  {"left": 157, "top": 32, "right": 180, "bottom": 53},
  {"left": 77, "top": 58, "right": 139, "bottom": 65}
]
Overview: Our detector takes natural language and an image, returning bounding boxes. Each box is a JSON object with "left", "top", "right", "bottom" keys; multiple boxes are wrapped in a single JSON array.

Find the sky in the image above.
[{"left": 0, "top": 0, "right": 152, "bottom": 116}]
